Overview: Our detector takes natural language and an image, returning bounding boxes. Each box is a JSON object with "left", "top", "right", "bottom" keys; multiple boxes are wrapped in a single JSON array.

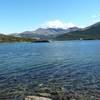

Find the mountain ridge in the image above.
[
  {"left": 1, "top": 21, "right": 100, "bottom": 40},
  {"left": 10, "top": 27, "right": 79, "bottom": 39},
  {"left": 54, "top": 21, "right": 100, "bottom": 40}
]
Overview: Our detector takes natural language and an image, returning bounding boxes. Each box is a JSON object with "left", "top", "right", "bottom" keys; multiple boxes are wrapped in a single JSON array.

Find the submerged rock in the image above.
[
  {"left": 25, "top": 96, "right": 51, "bottom": 100},
  {"left": 37, "top": 93, "right": 51, "bottom": 97}
]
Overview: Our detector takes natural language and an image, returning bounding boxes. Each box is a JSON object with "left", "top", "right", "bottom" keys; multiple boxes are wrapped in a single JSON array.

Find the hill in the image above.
[
  {"left": 54, "top": 22, "right": 100, "bottom": 40},
  {"left": 10, "top": 27, "right": 79, "bottom": 39}
]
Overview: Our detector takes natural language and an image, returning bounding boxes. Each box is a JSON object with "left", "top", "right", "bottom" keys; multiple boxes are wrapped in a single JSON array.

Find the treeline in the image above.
[
  {"left": 0, "top": 34, "right": 38, "bottom": 42},
  {"left": 54, "top": 32, "right": 100, "bottom": 40}
]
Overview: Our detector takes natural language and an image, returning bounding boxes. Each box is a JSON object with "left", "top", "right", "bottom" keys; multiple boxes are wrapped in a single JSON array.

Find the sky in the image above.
[{"left": 0, "top": 0, "right": 100, "bottom": 34}]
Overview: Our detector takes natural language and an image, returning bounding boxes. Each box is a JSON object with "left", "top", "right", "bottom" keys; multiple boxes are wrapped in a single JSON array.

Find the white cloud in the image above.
[
  {"left": 92, "top": 14, "right": 100, "bottom": 18},
  {"left": 42, "top": 19, "right": 76, "bottom": 29},
  {"left": 89, "top": 14, "right": 100, "bottom": 25}
]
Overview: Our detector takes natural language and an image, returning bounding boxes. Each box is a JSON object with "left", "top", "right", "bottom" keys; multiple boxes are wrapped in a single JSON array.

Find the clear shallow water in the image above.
[{"left": 0, "top": 41, "right": 100, "bottom": 99}]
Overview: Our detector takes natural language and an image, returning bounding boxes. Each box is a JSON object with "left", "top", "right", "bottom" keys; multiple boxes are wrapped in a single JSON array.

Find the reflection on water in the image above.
[{"left": 0, "top": 41, "right": 100, "bottom": 99}]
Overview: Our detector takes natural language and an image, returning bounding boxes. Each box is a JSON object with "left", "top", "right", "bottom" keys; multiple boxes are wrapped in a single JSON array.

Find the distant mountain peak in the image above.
[{"left": 9, "top": 27, "right": 80, "bottom": 39}]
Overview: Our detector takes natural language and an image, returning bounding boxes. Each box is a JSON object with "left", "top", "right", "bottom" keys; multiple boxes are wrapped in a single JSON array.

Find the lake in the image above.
[{"left": 0, "top": 40, "right": 100, "bottom": 100}]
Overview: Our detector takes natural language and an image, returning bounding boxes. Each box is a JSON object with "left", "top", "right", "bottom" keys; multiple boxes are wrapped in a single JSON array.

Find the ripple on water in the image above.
[{"left": 0, "top": 41, "right": 100, "bottom": 99}]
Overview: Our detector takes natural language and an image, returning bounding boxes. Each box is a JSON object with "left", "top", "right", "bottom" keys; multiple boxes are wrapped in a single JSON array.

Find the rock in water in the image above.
[{"left": 25, "top": 96, "right": 51, "bottom": 100}]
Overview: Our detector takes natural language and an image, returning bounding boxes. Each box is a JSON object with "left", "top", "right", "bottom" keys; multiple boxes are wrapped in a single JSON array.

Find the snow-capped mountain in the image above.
[{"left": 10, "top": 27, "right": 79, "bottom": 39}]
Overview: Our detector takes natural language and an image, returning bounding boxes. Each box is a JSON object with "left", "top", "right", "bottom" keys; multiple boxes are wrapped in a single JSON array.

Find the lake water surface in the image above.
[{"left": 0, "top": 41, "right": 100, "bottom": 99}]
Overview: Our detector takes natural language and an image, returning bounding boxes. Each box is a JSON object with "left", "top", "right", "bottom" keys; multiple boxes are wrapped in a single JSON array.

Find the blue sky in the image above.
[{"left": 0, "top": 0, "right": 100, "bottom": 34}]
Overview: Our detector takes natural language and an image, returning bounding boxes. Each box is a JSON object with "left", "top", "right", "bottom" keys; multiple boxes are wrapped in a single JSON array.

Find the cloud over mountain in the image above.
[{"left": 42, "top": 20, "right": 76, "bottom": 29}]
